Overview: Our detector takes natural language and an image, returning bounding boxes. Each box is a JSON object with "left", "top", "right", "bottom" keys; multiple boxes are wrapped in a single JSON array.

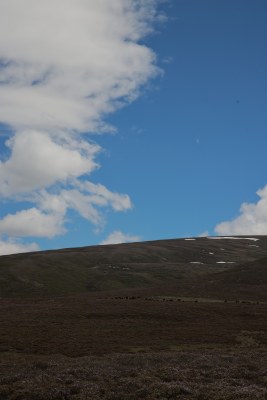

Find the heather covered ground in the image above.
[{"left": 1, "top": 237, "right": 266, "bottom": 399}]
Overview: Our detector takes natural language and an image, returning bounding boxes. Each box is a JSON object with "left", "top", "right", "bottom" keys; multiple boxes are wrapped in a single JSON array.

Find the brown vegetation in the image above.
[
  {"left": 1, "top": 349, "right": 266, "bottom": 399},
  {"left": 0, "top": 236, "right": 267, "bottom": 398}
]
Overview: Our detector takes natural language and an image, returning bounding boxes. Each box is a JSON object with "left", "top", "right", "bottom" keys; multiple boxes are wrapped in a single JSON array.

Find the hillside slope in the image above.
[{"left": 0, "top": 236, "right": 267, "bottom": 299}]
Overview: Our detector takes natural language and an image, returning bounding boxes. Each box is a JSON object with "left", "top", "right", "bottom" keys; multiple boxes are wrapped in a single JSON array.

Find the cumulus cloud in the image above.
[
  {"left": 0, "top": 131, "right": 100, "bottom": 196},
  {"left": 215, "top": 185, "right": 267, "bottom": 235},
  {"left": 0, "top": 0, "right": 161, "bottom": 249},
  {"left": 0, "top": 208, "right": 65, "bottom": 238},
  {"left": 0, "top": 1, "right": 159, "bottom": 133},
  {"left": 100, "top": 230, "right": 141, "bottom": 245},
  {"left": 0, "top": 239, "right": 40, "bottom": 256},
  {"left": 0, "top": 182, "right": 133, "bottom": 240}
]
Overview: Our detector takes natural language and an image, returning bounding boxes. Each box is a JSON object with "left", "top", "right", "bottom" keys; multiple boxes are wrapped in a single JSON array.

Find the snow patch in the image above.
[
  {"left": 184, "top": 238, "right": 196, "bottom": 241},
  {"left": 216, "top": 261, "right": 236, "bottom": 264},
  {"left": 207, "top": 236, "right": 259, "bottom": 241},
  {"left": 190, "top": 261, "right": 203, "bottom": 264}
]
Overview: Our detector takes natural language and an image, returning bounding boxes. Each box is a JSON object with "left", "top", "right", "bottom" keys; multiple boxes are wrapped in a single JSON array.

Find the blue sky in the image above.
[{"left": 0, "top": 0, "right": 267, "bottom": 254}]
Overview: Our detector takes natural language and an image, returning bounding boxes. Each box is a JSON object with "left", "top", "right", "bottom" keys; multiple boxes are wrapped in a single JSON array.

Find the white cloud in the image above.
[
  {"left": 0, "top": 183, "right": 133, "bottom": 240},
  {"left": 215, "top": 185, "right": 267, "bottom": 235},
  {"left": 0, "top": 131, "right": 100, "bottom": 196},
  {"left": 0, "top": 181, "right": 133, "bottom": 240},
  {"left": 0, "top": 239, "right": 40, "bottom": 256},
  {"left": 0, "top": 208, "right": 65, "bottom": 238},
  {"left": 79, "top": 181, "right": 132, "bottom": 211},
  {"left": 0, "top": 1, "right": 162, "bottom": 244},
  {"left": 0, "top": 1, "right": 159, "bottom": 133},
  {"left": 100, "top": 230, "right": 141, "bottom": 245},
  {"left": 35, "top": 184, "right": 132, "bottom": 230}
]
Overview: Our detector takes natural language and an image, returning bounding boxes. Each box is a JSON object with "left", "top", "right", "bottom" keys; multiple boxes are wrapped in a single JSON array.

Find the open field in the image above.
[
  {"left": 1, "top": 295, "right": 267, "bottom": 356},
  {"left": 0, "top": 294, "right": 266, "bottom": 399},
  {"left": 1, "top": 349, "right": 266, "bottom": 400},
  {"left": 0, "top": 236, "right": 267, "bottom": 398}
]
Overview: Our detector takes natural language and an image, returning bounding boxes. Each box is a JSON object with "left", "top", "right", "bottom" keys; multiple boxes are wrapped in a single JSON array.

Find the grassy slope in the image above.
[{"left": 0, "top": 236, "right": 267, "bottom": 299}]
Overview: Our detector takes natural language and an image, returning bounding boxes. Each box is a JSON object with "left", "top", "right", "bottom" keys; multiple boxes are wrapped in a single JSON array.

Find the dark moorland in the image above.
[{"left": 0, "top": 236, "right": 266, "bottom": 399}]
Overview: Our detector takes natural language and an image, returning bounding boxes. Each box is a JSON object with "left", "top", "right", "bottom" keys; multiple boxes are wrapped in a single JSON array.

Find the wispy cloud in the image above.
[
  {"left": 215, "top": 185, "right": 267, "bottom": 235},
  {"left": 198, "top": 231, "right": 209, "bottom": 237},
  {"left": 100, "top": 230, "right": 141, "bottom": 245},
  {"left": 0, "top": 1, "right": 162, "bottom": 251},
  {"left": 162, "top": 56, "right": 173, "bottom": 64}
]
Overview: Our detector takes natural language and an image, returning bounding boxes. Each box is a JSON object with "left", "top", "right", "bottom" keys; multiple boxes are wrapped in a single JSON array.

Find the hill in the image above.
[
  {"left": 1, "top": 235, "right": 267, "bottom": 300},
  {"left": 1, "top": 236, "right": 267, "bottom": 400}
]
